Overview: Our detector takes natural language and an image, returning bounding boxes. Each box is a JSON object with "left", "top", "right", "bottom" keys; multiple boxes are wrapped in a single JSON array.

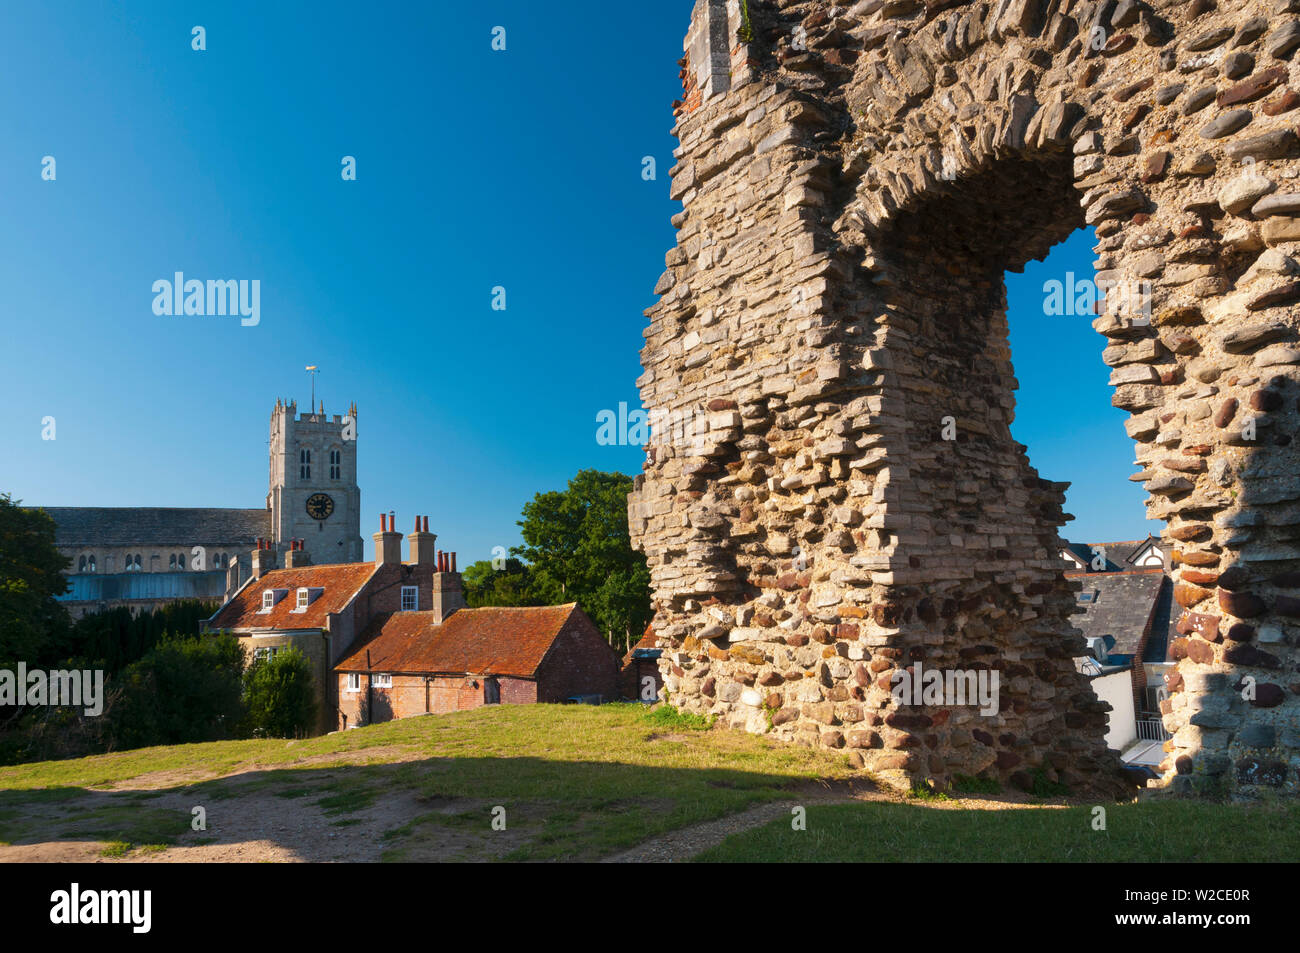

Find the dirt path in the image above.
[{"left": 601, "top": 780, "right": 1075, "bottom": 863}]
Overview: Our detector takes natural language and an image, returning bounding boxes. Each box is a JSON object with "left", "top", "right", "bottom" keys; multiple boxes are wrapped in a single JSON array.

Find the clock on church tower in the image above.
[{"left": 306, "top": 493, "right": 334, "bottom": 521}]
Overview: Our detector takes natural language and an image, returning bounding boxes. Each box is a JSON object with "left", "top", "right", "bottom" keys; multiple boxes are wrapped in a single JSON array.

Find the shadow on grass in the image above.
[{"left": 0, "top": 753, "right": 853, "bottom": 862}]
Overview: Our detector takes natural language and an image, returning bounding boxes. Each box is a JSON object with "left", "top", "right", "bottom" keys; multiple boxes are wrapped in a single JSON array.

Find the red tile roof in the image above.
[
  {"left": 208, "top": 562, "right": 380, "bottom": 631},
  {"left": 336, "top": 604, "right": 583, "bottom": 678}
]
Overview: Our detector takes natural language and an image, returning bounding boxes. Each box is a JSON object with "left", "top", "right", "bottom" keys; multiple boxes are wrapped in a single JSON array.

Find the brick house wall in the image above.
[
  {"left": 534, "top": 613, "right": 620, "bottom": 702},
  {"left": 337, "top": 672, "right": 539, "bottom": 727},
  {"left": 349, "top": 564, "right": 438, "bottom": 655},
  {"left": 622, "top": 657, "right": 662, "bottom": 702},
  {"left": 499, "top": 677, "right": 538, "bottom": 706}
]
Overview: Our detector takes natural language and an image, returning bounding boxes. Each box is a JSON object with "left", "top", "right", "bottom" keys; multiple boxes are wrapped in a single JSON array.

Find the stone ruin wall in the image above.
[{"left": 630, "top": 0, "right": 1300, "bottom": 798}]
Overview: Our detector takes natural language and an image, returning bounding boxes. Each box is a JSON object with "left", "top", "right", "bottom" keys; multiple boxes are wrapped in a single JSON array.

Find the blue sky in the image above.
[{"left": 0, "top": 0, "right": 1156, "bottom": 565}]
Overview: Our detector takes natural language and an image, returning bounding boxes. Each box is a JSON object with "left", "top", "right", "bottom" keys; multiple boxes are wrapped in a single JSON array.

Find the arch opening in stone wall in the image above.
[{"left": 637, "top": 0, "right": 1300, "bottom": 800}]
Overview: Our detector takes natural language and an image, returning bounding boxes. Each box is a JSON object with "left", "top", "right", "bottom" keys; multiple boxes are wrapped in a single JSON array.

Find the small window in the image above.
[
  {"left": 88, "top": 556, "right": 96, "bottom": 573},
  {"left": 78, "top": 556, "right": 86, "bottom": 572},
  {"left": 346, "top": 673, "right": 361, "bottom": 692},
  {"left": 261, "top": 591, "right": 275, "bottom": 612},
  {"left": 300, "top": 448, "right": 311, "bottom": 480},
  {"left": 401, "top": 586, "right": 418, "bottom": 611},
  {"left": 297, "top": 588, "right": 310, "bottom": 609},
  {"left": 254, "top": 646, "right": 280, "bottom": 663},
  {"left": 330, "top": 449, "right": 341, "bottom": 480},
  {"left": 169, "top": 555, "right": 177, "bottom": 570},
  {"left": 373, "top": 673, "right": 392, "bottom": 689}
]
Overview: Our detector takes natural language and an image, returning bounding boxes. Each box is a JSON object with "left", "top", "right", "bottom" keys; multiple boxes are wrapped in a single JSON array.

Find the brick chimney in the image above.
[
  {"left": 408, "top": 515, "right": 437, "bottom": 566},
  {"left": 251, "top": 538, "right": 278, "bottom": 578},
  {"left": 374, "top": 513, "right": 403, "bottom": 566},
  {"left": 284, "top": 538, "right": 312, "bottom": 568},
  {"left": 432, "top": 549, "right": 467, "bottom": 623}
]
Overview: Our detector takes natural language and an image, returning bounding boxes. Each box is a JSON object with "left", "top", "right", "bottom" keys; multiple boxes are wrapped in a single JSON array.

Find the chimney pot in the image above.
[
  {"left": 422, "top": 515, "right": 429, "bottom": 533},
  {"left": 451, "top": 552, "right": 457, "bottom": 573}
]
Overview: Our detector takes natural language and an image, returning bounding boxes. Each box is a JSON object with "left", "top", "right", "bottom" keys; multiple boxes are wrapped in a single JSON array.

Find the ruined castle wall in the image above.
[{"left": 632, "top": 0, "right": 1300, "bottom": 798}]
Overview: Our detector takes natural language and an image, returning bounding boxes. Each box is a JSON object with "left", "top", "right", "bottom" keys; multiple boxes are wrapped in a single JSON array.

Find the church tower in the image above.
[{"left": 268, "top": 399, "right": 363, "bottom": 564}]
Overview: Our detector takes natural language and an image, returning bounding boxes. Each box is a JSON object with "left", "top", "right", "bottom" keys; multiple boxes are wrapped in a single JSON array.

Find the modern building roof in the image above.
[
  {"left": 336, "top": 603, "right": 585, "bottom": 679},
  {"left": 1061, "top": 536, "right": 1166, "bottom": 572},
  {"left": 207, "top": 562, "right": 379, "bottom": 631},
  {"left": 1066, "top": 567, "right": 1166, "bottom": 658},
  {"left": 38, "top": 507, "right": 271, "bottom": 548}
]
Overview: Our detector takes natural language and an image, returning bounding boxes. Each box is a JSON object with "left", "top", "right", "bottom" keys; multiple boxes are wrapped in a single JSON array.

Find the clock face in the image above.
[{"left": 305, "top": 493, "right": 335, "bottom": 521}]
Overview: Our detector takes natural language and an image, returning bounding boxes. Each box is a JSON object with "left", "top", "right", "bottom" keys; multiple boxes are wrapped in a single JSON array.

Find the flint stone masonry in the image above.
[{"left": 633, "top": 0, "right": 1300, "bottom": 798}]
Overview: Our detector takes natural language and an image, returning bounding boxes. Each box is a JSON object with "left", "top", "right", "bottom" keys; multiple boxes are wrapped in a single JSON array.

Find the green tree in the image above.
[
  {"left": 55, "top": 599, "right": 218, "bottom": 673},
  {"left": 512, "top": 470, "right": 651, "bottom": 652},
  {"left": 242, "top": 647, "right": 317, "bottom": 738},
  {"left": 0, "top": 495, "right": 70, "bottom": 665},
  {"left": 109, "top": 633, "right": 245, "bottom": 750},
  {"left": 462, "top": 557, "right": 539, "bottom": 608}
]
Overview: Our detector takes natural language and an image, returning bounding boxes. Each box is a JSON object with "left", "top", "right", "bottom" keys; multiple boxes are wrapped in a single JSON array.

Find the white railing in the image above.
[{"left": 1136, "top": 715, "right": 1171, "bottom": 742}]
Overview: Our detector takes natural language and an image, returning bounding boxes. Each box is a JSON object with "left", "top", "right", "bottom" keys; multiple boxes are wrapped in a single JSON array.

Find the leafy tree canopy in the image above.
[
  {"left": 511, "top": 470, "right": 651, "bottom": 652},
  {"left": 0, "top": 494, "right": 70, "bottom": 664}
]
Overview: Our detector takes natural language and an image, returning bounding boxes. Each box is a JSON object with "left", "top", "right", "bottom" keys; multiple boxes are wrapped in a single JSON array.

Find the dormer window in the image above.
[
  {"left": 292, "top": 587, "right": 324, "bottom": 612},
  {"left": 259, "top": 588, "right": 290, "bottom": 613}
]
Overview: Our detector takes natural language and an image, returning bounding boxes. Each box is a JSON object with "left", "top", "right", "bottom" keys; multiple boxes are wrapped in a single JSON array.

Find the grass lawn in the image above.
[
  {"left": 693, "top": 800, "right": 1300, "bottom": 862},
  {"left": 0, "top": 703, "right": 857, "bottom": 861},
  {"left": 0, "top": 703, "right": 1288, "bottom": 862}
]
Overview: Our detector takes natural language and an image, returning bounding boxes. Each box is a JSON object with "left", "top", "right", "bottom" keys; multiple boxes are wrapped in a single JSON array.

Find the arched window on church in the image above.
[
  {"left": 169, "top": 555, "right": 176, "bottom": 570},
  {"left": 300, "top": 448, "right": 311, "bottom": 480},
  {"left": 178, "top": 552, "right": 186, "bottom": 570},
  {"left": 78, "top": 556, "right": 86, "bottom": 572},
  {"left": 329, "top": 448, "right": 341, "bottom": 480},
  {"left": 88, "top": 555, "right": 96, "bottom": 573}
]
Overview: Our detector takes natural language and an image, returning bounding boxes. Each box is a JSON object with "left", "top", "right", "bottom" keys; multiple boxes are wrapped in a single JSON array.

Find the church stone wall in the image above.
[{"left": 631, "top": 0, "right": 1300, "bottom": 798}]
